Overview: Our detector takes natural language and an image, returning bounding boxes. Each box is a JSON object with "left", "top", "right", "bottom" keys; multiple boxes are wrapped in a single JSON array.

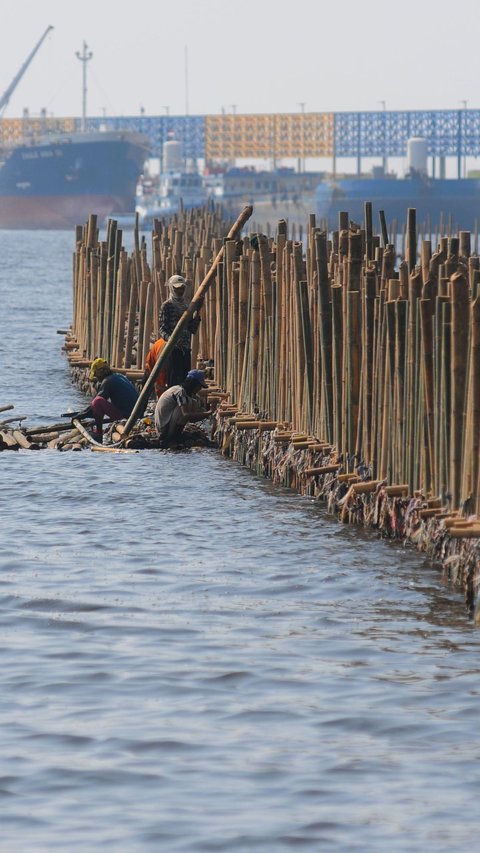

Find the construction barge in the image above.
[{"left": 3, "top": 201, "right": 480, "bottom": 621}]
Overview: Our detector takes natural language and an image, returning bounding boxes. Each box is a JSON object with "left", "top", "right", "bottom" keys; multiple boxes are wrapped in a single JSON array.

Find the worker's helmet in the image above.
[{"left": 89, "top": 357, "right": 109, "bottom": 380}]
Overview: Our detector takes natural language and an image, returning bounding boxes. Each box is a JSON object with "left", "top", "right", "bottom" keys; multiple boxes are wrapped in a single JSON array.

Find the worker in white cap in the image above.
[{"left": 159, "top": 274, "right": 203, "bottom": 385}]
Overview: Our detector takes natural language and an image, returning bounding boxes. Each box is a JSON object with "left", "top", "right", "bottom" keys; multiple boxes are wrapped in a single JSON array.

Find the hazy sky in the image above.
[{"left": 0, "top": 0, "right": 477, "bottom": 119}]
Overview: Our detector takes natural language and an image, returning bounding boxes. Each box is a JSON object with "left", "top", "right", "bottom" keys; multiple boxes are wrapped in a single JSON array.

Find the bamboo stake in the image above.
[{"left": 450, "top": 271, "right": 469, "bottom": 507}]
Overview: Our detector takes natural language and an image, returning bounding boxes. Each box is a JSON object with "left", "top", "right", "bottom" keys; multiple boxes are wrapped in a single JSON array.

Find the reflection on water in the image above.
[{"left": 0, "top": 233, "right": 479, "bottom": 852}]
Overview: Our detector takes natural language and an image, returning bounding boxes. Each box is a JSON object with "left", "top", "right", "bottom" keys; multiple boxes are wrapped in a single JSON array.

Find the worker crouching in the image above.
[
  {"left": 154, "top": 369, "right": 213, "bottom": 447},
  {"left": 85, "top": 358, "right": 139, "bottom": 443}
]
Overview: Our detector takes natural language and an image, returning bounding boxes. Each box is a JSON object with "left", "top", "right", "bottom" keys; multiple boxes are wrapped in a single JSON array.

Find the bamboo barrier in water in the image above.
[
  {"left": 64, "top": 202, "right": 480, "bottom": 613},
  {"left": 207, "top": 212, "right": 480, "bottom": 524},
  {"left": 68, "top": 204, "right": 230, "bottom": 392},
  {"left": 68, "top": 203, "right": 480, "bottom": 520}
]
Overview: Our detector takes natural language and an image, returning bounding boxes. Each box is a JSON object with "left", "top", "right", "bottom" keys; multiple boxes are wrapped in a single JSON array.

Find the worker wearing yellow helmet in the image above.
[{"left": 80, "top": 358, "right": 139, "bottom": 443}]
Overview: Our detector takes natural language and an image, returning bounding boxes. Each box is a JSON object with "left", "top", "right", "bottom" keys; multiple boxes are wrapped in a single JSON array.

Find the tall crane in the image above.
[{"left": 0, "top": 25, "right": 54, "bottom": 117}]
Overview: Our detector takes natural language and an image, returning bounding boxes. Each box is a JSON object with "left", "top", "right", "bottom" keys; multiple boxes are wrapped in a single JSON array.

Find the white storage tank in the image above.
[
  {"left": 163, "top": 140, "right": 184, "bottom": 171},
  {"left": 407, "top": 137, "right": 428, "bottom": 175}
]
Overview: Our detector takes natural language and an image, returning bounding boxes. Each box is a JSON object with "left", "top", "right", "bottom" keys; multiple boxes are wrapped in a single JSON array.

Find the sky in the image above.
[{"left": 0, "top": 0, "right": 477, "bottom": 120}]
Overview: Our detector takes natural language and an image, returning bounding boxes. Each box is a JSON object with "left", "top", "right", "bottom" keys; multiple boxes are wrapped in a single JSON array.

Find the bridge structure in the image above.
[{"left": 2, "top": 109, "right": 480, "bottom": 174}]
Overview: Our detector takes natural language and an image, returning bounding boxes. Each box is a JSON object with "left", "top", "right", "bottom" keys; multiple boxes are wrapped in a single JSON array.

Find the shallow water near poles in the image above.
[{"left": 0, "top": 230, "right": 479, "bottom": 852}]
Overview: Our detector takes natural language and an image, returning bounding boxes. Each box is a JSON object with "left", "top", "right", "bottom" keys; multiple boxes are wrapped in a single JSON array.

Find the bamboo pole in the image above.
[{"left": 450, "top": 270, "right": 470, "bottom": 507}]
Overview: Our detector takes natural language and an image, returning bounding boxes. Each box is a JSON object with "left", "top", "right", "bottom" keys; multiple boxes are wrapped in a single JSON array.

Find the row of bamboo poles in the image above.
[
  {"left": 70, "top": 204, "right": 230, "bottom": 378},
  {"left": 250, "top": 215, "right": 480, "bottom": 256},
  {"left": 70, "top": 202, "right": 480, "bottom": 517},
  {"left": 210, "top": 207, "right": 480, "bottom": 516}
]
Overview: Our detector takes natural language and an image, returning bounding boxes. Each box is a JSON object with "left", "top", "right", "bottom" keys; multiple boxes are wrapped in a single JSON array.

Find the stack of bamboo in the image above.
[{"left": 0, "top": 404, "right": 89, "bottom": 451}]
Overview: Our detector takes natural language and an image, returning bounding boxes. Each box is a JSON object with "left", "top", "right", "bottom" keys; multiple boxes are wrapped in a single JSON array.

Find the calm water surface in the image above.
[{"left": 0, "top": 232, "right": 479, "bottom": 852}]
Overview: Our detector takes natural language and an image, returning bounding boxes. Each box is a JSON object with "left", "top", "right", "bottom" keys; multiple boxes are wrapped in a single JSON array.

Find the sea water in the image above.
[{"left": 0, "top": 230, "right": 479, "bottom": 852}]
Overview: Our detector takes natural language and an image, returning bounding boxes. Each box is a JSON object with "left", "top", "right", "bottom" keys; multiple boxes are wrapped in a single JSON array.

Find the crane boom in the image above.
[{"left": 0, "top": 25, "right": 54, "bottom": 117}]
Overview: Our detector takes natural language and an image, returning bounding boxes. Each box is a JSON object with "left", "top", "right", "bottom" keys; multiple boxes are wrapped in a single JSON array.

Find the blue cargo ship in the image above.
[
  {"left": 316, "top": 171, "right": 480, "bottom": 231},
  {"left": 0, "top": 28, "right": 149, "bottom": 229},
  {"left": 0, "top": 130, "right": 149, "bottom": 229}
]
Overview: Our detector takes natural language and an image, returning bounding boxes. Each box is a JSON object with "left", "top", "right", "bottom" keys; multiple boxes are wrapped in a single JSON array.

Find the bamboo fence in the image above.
[
  {"left": 69, "top": 204, "right": 480, "bottom": 519},
  {"left": 69, "top": 205, "right": 229, "bottom": 384},
  {"left": 209, "top": 212, "right": 480, "bottom": 519}
]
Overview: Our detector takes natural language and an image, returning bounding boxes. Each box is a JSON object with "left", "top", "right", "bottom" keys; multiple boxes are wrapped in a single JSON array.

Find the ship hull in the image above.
[
  {"left": 316, "top": 176, "right": 480, "bottom": 230},
  {"left": 0, "top": 193, "right": 136, "bottom": 229},
  {"left": 0, "top": 131, "right": 149, "bottom": 229}
]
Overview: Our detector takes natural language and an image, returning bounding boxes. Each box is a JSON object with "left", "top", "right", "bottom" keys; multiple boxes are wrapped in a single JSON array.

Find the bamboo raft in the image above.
[{"left": 5, "top": 200, "right": 480, "bottom": 619}]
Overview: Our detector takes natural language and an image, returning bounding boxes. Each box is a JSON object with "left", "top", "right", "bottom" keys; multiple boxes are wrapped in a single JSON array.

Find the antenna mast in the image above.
[
  {"left": 185, "top": 45, "right": 189, "bottom": 116},
  {"left": 75, "top": 41, "right": 93, "bottom": 132}
]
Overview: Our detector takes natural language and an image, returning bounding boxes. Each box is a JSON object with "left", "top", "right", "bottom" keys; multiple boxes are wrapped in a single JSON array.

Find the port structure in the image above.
[{"left": 1, "top": 109, "right": 479, "bottom": 168}]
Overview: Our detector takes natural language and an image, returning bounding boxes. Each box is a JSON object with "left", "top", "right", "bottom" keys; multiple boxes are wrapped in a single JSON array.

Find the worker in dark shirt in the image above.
[
  {"left": 84, "top": 358, "right": 139, "bottom": 442},
  {"left": 159, "top": 274, "right": 203, "bottom": 386}
]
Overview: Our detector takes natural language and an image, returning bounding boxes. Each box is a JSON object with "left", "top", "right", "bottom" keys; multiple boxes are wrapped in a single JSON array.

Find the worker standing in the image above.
[
  {"left": 159, "top": 274, "right": 203, "bottom": 386},
  {"left": 143, "top": 337, "right": 169, "bottom": 399}
]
